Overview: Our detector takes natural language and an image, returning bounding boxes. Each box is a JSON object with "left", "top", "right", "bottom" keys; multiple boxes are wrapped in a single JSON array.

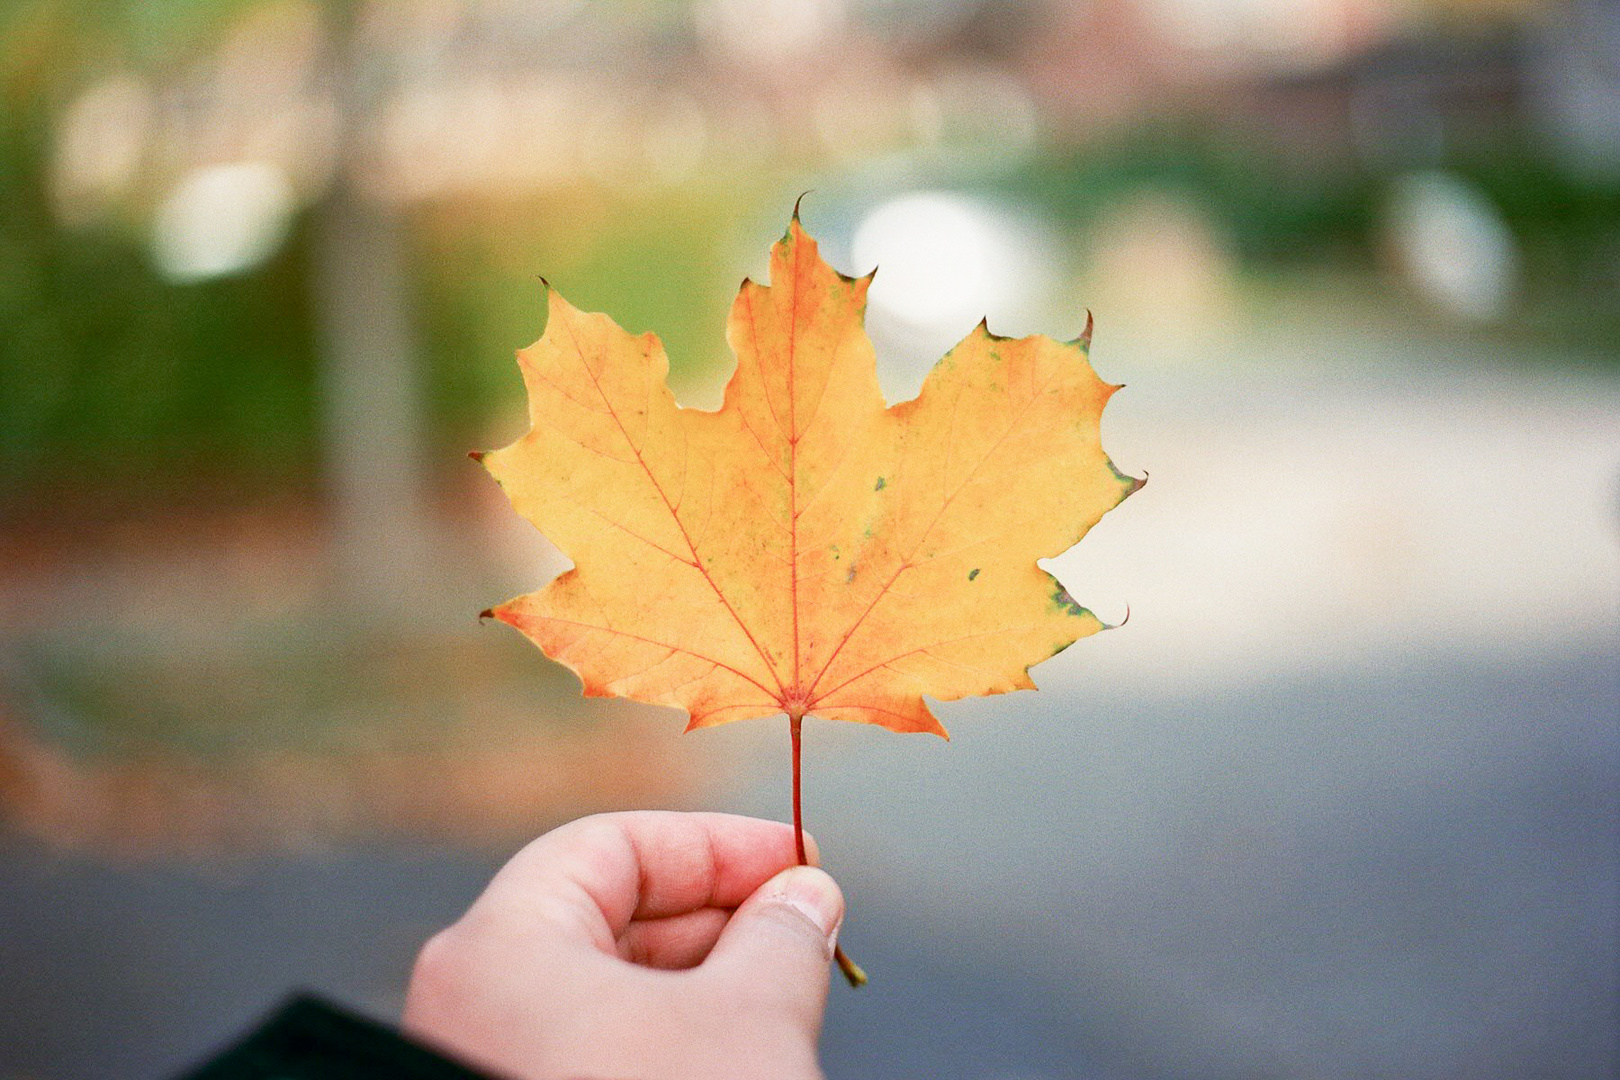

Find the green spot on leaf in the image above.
[
  {"left": 874, "top": 476, "right": 886, "bottom": 491},
  {"left": 1052, "top": 585, "right": 1087, "bottom": 617},
  {"left": 968, "top": 568, "right": 980, "bottom": 581}
]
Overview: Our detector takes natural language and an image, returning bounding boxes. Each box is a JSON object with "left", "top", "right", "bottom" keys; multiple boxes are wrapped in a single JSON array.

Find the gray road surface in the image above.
[{"left": 1, "top": 648, "right": 1614, "bottom": 1080}]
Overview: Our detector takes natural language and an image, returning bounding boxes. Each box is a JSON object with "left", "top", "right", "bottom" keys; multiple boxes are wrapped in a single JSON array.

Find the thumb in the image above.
[{"left": 703, "top": 865, "right": 844, "bottom": 1030}]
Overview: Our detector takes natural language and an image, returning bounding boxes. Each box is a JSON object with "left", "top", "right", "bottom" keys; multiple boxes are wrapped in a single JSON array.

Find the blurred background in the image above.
[{"left": 1, "top": 0, "right": 1616, "bottom": 1077}]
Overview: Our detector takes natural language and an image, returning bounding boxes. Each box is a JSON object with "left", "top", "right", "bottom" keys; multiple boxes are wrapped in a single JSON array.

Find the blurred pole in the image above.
[{"left": 311, "top": 181, "right": 432, "bottom": 610}]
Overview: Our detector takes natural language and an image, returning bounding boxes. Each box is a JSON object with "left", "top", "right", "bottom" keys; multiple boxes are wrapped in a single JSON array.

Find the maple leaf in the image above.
[
  {"left": 478, "top": 211, "right": 1141, "bottom": 741},
  {"left": 478, "top": 209, "right": 1142, "bottom": 987}
]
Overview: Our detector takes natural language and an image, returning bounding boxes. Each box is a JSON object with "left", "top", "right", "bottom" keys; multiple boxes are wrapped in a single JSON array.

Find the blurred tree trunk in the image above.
[
  {"left": 311, "top": 181, "right": 431, "bottom": 609},
  {"left": 307, "top": 0, "right": 435, "bottom": 612}
]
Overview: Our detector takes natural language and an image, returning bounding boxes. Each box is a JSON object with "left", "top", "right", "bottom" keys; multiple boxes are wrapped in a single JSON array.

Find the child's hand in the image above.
[{"left": 403, "top": 811, "right": 843, "bottom": 1080}]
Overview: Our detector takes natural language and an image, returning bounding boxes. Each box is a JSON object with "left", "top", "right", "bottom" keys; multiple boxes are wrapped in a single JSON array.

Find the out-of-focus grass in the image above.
[
  {"left": 0, "top": 595, "right": 720, "bottom": 854},
  {"left": 0, "top": 479, "right": 731, "bottom": 854}
]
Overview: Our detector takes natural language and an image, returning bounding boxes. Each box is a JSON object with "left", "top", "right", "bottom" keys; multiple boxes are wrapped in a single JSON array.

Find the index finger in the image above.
[{"left": 475, "top": 811, "right": 816, "bottom": 947}]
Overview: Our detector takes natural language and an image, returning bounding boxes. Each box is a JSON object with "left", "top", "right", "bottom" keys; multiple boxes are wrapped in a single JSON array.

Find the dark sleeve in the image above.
[{"left": 174, "top": 995, "right": 491, "bottom": 1080}]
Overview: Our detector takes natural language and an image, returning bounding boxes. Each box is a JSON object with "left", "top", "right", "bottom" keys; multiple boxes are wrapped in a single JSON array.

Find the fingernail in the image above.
[{"left": 763, "top": 865, "right": 843, "bottom": 944}]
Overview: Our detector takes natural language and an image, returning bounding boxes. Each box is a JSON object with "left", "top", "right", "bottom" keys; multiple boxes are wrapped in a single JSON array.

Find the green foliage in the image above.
[
  {"left": 0, "top": 0, "right": 322, "bottom": 509},
  {"left": 416, "top": 199, "right": 747, "bottom": 448},
  {"left": 1000, "top": 117, "right": 1620, "bottom": 356},
  {"left": 1001, "top": 120, "right": 1378, "bottom": 261},
  {"left": 0, "top": 146, "right": 320, "bottom": 506}
]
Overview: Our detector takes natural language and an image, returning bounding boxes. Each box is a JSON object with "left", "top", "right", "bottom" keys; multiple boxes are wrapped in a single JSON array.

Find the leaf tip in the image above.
[
  {"left": 1103, "top": 603, "right": 1132, "bottom": 631},
  {"left": 467, "top": 449, "right": 485, "bottom": 463},
  {"left": 477, "top": 607, "right": 495, "bottom": 623},
  {"left": 978, "top": 316, "right": 1013, "bottom": 342},
  {"left": 916, "top": 706, "right": 951, "bottom": 740},
  {"left": 1108, "top": 460, "right": 1148, "bottom": 499},
  {"left": 1080, "top": 308, "right": 1094, "bottom": 347}
]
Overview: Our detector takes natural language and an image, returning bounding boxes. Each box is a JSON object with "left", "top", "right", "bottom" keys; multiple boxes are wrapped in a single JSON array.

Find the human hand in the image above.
[{"left": 403, "top": 811, "right": 844, "bottom": 1080}]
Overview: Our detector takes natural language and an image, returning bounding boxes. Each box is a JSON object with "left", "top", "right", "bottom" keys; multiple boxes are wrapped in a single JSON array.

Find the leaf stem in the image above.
[
  {"left": 789, "top": 712, "right": 867, "bottom": 988},
  {"left": 789, "top": 712, "right": 807, "bottom": 864}
]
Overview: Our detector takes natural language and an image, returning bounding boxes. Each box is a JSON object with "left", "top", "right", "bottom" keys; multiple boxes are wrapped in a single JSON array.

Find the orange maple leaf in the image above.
[{"left": 479, "top": 211, "right": 1142, "bottom": 741}]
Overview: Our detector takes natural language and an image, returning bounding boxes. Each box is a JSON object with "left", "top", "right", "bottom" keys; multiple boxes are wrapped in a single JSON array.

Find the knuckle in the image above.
[{"left": 409, "top": 924, "right": 469, "bottom": 997}]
